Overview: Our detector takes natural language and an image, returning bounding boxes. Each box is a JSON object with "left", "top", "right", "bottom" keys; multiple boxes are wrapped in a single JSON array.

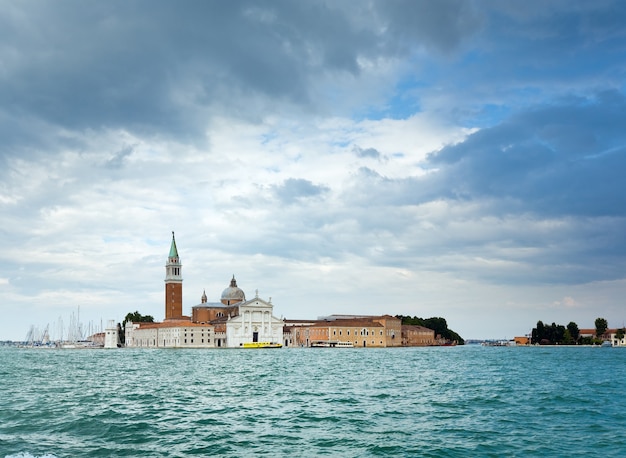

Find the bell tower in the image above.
[{"left": 165, "top": 231, "right": 183, "bottom": 320}]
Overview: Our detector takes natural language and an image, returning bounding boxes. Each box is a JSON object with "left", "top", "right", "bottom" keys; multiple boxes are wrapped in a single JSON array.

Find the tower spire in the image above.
[{"left": 169, "top": 231, "right": 179, "bottom": 260}]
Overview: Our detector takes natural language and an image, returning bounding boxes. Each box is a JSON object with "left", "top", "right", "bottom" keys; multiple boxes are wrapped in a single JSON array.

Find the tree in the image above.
[
  {"left": 532, "top": 321, "right": 545, "bottom": 345},
  {"left": 616, "top": 328, "right": 625, "bottom": 341},
  {"left": 396, "top": 315, "right": 425, "bottom": 326},
  {"left": 537, "top": 320, "right": 545, "bottom": 339},
  {"left": 121, "top": 311, "right": 155, "bottom": 345},
  {"left": 532, "top": 320, "right": 571, "bottom": 344},
  {"left": 124, "top": 311, "right": 154, "bottom": 324},
  {"left": 580, "top": 335, "right": 594, "bottom": 345},
  {"left": 562, "top": 329, "right": 574, "bottom": 345},
  {"left": 117, "top": 322, "right": 124, "bottom": 345},
  {"left": 566, "top": 322, "right": 580, "bottom": 344},
  {"left": 422, "top": 317, "right": 449, "bottom": 338},
  {"left": 551, "top": 323, "right": 566, "bottom": 344},
  {"left": 396, "top": 315, "right": 465, "bottom": 345},
  {"left": 595, "top": 317, "right": 608, "bottom": 338}
]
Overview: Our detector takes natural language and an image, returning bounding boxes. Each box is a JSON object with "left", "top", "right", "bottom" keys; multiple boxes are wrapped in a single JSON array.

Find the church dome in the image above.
[{"left": 221, "top": 276, "right": 245, "bottom": 304}]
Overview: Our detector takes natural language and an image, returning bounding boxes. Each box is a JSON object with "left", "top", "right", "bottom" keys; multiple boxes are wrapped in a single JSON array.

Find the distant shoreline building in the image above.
[
  {"left": 125, "top": 233, "right": 437, "bottom": 348},
  {"left": 578, "top": 328, "right": 626, "bottom": 347},
  {"left": 284, "top": 315, "right": 405, "bottom": 348}
]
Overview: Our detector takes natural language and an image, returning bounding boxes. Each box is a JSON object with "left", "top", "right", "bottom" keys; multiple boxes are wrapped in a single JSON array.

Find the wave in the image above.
[{"left": 5, "top": 454, "right": 58, "bottom": 458}]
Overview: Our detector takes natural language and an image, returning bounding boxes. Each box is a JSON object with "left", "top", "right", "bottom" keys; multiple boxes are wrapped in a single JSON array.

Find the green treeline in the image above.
[
  {"left": 396, "top": 315, "right": 465, "bottom": 345},
  {"left": 124, "top": 311, "right": 155, "bottom": 324},
  {"left": 531, "top": 317, "right": 623, "bottom": 345},
  {"left": 532, "top": 321, "right": 580, "bottom": 345}
]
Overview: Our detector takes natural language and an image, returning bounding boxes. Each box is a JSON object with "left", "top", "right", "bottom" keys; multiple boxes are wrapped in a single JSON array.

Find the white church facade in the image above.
[
  {"left": 226, "top": 297, "right": 285, "bottom": 347},
  {"left": 124, "top": 233, "right": 285, "bottom": 348}
]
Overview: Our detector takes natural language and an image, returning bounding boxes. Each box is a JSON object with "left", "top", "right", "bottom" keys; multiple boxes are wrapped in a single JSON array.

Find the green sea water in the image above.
[{"left": 1, "top": 345, "right": 625, "bottom": 457}]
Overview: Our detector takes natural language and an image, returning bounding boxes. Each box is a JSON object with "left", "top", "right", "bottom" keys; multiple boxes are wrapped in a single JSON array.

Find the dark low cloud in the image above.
[
  {"left": 272, "top": 178, "right": 329, "bottom": 204},
  {"left": 379, "top": 0, "right": 483, "bottom": 54},
  {"left": 0, "top": 0, "right": 482, "bottom": 150},
  {"left": 106, "top": 145, "right": 135, "bottom": 169},
  {"left": 340, "top": 92, "right": 626, "bottom": 217},
  {"left": 330, "top": 91, "right": 626, "bottom": 285},
  {"left": 427, "top": 91, "right": 626, "bottom": 218},
  {"left": 353, "top": 146, "right": 382, "bottom": 160}
]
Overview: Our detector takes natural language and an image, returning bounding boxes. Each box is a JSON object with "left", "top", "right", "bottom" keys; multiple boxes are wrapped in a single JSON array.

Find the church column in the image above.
[{"left": 260, "top": 308, "right": 264, "bottom": 339}]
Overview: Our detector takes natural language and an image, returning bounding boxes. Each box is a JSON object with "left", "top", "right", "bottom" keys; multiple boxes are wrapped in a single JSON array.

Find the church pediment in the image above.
[{"left": 240, "top": 297, "right": 273, "bottom": 309}]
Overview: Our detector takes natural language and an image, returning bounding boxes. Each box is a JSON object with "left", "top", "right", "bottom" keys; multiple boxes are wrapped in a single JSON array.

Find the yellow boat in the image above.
[{"left": 241, "top": 342, "right": 283, "bottom": 349}]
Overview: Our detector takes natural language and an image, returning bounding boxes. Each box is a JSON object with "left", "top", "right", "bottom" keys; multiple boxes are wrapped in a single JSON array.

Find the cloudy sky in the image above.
[{"left": 2, "top": 0, "right": 626, "bottom": 341}]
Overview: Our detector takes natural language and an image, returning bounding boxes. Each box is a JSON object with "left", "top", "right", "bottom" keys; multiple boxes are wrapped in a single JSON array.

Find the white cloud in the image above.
[{"left": 553, "top": 296, "right": 580, "bottom": 308}]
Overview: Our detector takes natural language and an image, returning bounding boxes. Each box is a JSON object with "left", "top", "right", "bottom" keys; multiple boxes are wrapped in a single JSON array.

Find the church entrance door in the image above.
[{"left": 253, "top": 332, "right": 259, "bottom": 342}]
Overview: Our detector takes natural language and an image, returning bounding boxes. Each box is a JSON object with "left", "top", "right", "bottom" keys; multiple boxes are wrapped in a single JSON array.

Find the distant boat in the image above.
[
  {"left": 60, "top": 340, "right": 103, "bottom": 349},
  {"left": 241, "top": 342, "right": 282, "bottom": 349},
  {"left": 441, "top": 341, "right": 458, "bottom": 347},
  {"left": 311, "top": 341, "right": 354, "bottom": 348},
  {"left": 481, "top": 340, "right": 513, "bottom": 347}
]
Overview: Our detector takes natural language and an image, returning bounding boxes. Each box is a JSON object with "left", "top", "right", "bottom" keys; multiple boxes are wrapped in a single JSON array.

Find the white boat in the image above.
[
  {"left": 481, "top": 340, "right": 514, "bottom": 347},
  {"left": 60, "top": 340, "right": 103, "bottom": 349}
]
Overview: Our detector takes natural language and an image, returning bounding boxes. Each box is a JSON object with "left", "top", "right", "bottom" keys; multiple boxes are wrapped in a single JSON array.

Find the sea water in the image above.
[{"left": 1, "top": 345, "right": 625, "bottom": 457}]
